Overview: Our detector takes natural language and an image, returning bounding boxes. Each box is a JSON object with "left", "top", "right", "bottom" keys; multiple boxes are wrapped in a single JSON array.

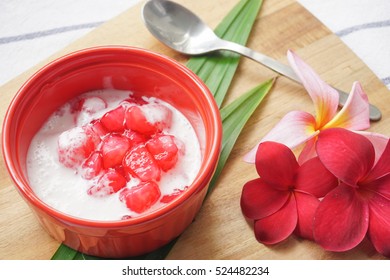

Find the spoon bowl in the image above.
[
  {"left": 142, "top": 0, "right": 222, "bottom": 55},
  {"left": 142, "top": 0, "right": 381, "bottom": 121}
]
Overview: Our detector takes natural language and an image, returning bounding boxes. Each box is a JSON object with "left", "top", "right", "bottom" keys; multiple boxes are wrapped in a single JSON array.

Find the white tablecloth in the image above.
[
  {"left": 0, "top": 0, "right": 141, "bottom": 86},
  {"left": 299, "top": 0, "right": 390, "bottom": 90},
  {"left": 1, "top": 0, "right": 389, "bottom": 90}
]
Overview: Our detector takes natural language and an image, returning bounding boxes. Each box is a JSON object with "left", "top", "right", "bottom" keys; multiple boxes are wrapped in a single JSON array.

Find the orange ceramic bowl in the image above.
[{"left": 2, "top": 46, "right": 222, "bottom": 258}]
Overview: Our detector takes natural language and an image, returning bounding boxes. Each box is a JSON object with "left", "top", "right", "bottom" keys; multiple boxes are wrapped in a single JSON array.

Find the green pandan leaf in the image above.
[
  {"left": 51, "top": 244, "right": 99, "bottom": 260},
  {"left": 51, "top": 244, "right": 78, "bottom": 260},
  {"left": 208, "top": 78, "right": 275, "bottom": 192}
]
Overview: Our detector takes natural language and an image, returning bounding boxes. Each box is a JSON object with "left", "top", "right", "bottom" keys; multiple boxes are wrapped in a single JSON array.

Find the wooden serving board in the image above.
[{"left": 1, "top": 0, "right": 389, "bottom": 259}]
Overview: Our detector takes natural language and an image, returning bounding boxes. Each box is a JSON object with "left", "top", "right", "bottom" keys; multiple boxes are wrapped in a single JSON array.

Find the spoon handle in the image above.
[{"left": 220, "top": 40, "right": 381, "bottom": 121}]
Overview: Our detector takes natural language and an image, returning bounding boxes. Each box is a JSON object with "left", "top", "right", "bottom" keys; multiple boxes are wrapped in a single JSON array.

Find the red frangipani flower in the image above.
[
  {"left": 240, "top": 141, "right": 338, "bottom": 244},
  {"left": 240, "top": 49, "right": 390, "bottom": 257},
  {"left": 314, "top": 128, "right": 390, "bottom": 257}
]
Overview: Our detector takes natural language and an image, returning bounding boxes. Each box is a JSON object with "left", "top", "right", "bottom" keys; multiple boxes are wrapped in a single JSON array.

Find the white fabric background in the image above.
[
  {"left": 299, "top": 0, "right": 390, "bottom": 90},
  {"left": 1, "top": 0, "right": 389, "bottom": 90},
  {"left": 0, "top": 0, "right": 141, "bottom": 86}
]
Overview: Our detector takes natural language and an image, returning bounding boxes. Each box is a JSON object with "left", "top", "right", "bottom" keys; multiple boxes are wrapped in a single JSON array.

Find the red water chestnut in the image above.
[
  {"left": 100, "top": 105, "right": 126, "bottom": 132},
  {"left": 314, "top": 128, "right": 390, "bottom": 257},
  {"left": 81, "top": 151, "right": 103, "bottom": 180},
  {"left": 57, "top": 126, "right": 98, "bottom": 169},
  {"left": 240, "top": 141, "right": 338, "bottom": 244},
  {"left": 146, "top": 134, "right": 179, "bottom": 171},
  {"left": 87, "top": 169, "right": 127, "bottom": 197},
  {"left": 123, "top": 129, "right": 148, "bottom": 148},
  {"left": 119, "top": 181, "right": 161, "bottom": 213},
  {"left": 89, "top": 120, "right": 107, "bottom": 138},
  {"left": 125, "top": 104, "right": 172, "bottom": 135},
  {"left": 122, "top": 145, "right": 161, "bottom": 182},
  {"left": 101, "top": 133, "right": 130, "bottom": 169}
]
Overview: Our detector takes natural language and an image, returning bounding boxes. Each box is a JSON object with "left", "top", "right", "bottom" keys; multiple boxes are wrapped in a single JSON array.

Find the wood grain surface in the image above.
[{"left": 1, "top": 0, "right": 389, "bottom": 259}]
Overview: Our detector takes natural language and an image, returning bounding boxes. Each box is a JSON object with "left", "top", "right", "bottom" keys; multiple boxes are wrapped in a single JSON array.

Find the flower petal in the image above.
[
  {"left": 362, "top": 173, "right": 390, "bottom": 200},
  {"left": 295, "top": 156, "right": 338, "bottom": 197},
  {"left": 287, "top": 50, "right": 339, "bottom": 127},
  {"left": 243, "top": 110, "right": 317, "bottom": 163},
  {"left": 364, "top": 139, "right": 390, "bottom": 182},
  {"left": 297, "top": 137, "right": 317, "bottom": 164},
  {"left": 358, "top": 131, "right": 389, "bottom": 164},
  {"left": 367, "top": 193, "right": 390, "bottom": 258},
  {"left": 241, "top": 178, "right": 290, "bottom": 220},
  {"left": 323, "top": 82, "right": 370, "bottom": 131},
  {"left": 256, "top": 142, "right": 299, "bottom": 189},
  {"left": 316, "top": 128, "right": 375, "bottom": 186},
  {"left": 313, "top": 184, "right": 369, "bottom": 252},
  {"left": 254, "top": 194, "right": 297, "bottom": 244},
  {"left": 294, "top": 191, "right": 320, "bottom": 240}
]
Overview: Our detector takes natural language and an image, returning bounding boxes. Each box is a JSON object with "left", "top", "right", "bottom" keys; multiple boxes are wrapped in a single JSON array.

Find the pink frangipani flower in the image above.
[
  {"left": 244, "top": 50, "right": 370, "bottom": 164},
  {"left": 314, "top": 128, "right": 390, "bottom": 257},
  {"left": 240, "top": 141, "right": 338, "bottom": 244}
]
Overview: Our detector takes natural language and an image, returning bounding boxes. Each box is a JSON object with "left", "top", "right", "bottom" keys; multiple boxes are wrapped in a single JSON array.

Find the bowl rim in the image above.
[{"left": 1, "top": 45, "right": 222, "bottom": 229}]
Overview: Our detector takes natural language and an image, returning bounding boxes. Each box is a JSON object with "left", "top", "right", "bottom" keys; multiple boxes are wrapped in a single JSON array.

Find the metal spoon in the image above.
[{"left": 142, "top": 0, "right": 381, "bottom": 121}]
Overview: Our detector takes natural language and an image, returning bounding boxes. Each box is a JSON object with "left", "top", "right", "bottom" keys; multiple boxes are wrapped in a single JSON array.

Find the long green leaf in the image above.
[
  {"left": 208, "top": 78, "right": 274, "bottom": 192},
  {"left": 51, "top": 0, "right": 265, "bottom": 260},
  {"left": 51, "top": 244, "right": 99, "bottom": 260},
  {"left": 51, "top": 244, "right": 78, "bottom": 260}
]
